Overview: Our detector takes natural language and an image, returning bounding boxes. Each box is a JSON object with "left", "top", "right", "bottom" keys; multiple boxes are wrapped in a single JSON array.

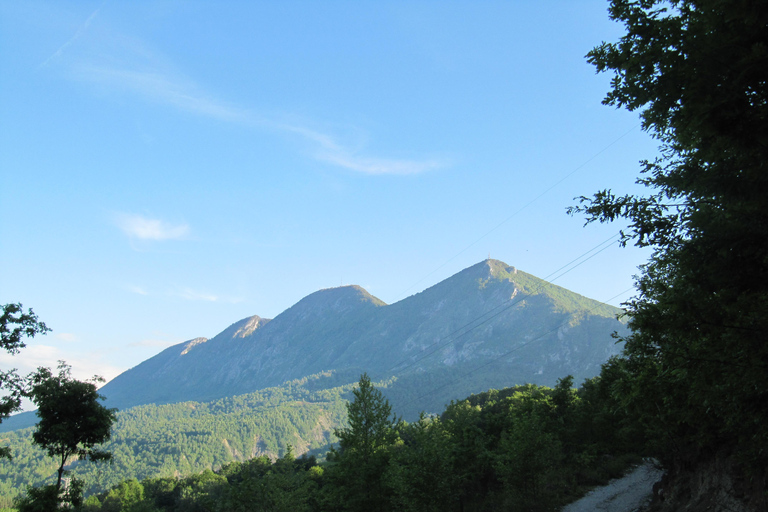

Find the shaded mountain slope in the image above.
[{"left": 98, "top": 260, "right": 627, "bottom": 412}]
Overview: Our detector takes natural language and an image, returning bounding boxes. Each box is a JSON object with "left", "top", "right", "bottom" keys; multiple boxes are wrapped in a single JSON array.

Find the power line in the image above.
[
  {"left": 398, "top": 287, "right": 635, "bottom": 410},
  {"left": 296, "top": 232, "right": 623, "bottom": 378},
  {"left": 394, "top": 123, "right": 640, "bottom": 301},
  {"left": 386, "top": 232, "right": 622, "bottom": 376}
]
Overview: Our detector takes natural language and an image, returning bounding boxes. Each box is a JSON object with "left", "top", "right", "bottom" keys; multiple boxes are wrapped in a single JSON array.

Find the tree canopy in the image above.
[
  {"left": 27, "top": 362, "right": 116, "bottom": 501},
  {"left": 572, "top": 0, "right": 768, "bottom": 474},
  {"left": 0, "top": 303, "right": 50, "bottom": 457},
  {"left": 0, "top": 304, "right": 50, "bottom": 355},
  {"left": 329, "top": 373, "right": 398, "bottom": 512}
]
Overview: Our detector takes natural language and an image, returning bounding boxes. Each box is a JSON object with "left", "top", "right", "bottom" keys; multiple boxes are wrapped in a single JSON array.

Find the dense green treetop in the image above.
[
  {"left": 0, "top": 304, "right": 50, "bottom": 450},
  {"left": 0, "top": 304, "right": 50, "bottom": 355},
  {"left": 66, "top": 375, "right": 645, "bottom": 512},
  {"left": 573, "top": 0, "right": 768, "bottom": 471},
  {"left": 27, "top": 363, "right": 116, "bottom": 494}
]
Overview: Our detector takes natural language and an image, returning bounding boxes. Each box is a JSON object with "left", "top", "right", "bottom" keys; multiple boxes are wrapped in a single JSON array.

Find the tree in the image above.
[
  {"left": 495, "top": 411, "right": 564, "bottom": 512},
  {"left": 327, "top": 373, "right": 398, "bottom": 512},
  {"left": 0, "top": 303, "right": 50, "bottom": 460},
  {"left": 101, "top": 479, "right": 145, "bottom": 512},
  {"left": 385, "top": 414, "right": 459, "bottom": 512},
  {"left": 14, "top": 480, "right": 84, "bottom": 512},
  {"left": 0, "top": 303, "right": 50, "bottom": 354},
  {"left": 0, "top": 303, "right": 50, "bottom": 449},
  {"left": 572, "top": 0, "right": 768, "bottom": 475},
  {"left": 26, "top": 362, "right": 117, "bottom": 499},
  {"left": 225, "top": 449, "right": 316, "bottom": 512}
]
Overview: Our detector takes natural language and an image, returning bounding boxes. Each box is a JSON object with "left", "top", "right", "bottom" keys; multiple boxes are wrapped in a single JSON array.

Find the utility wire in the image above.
[
  {"left": 394, "top": 123, "right": 640, "bottom": 301},
  {"left": 398, "top": 287, "right": 635, "bottom": 410},
  {"left": 386, "top": 232, "right": 622, "bottom": 376},
  {"left": 297, "top": 232, "right": 622, "bottom": 378},
  {"left": 309, "top": 125, "right": 640, "bottom": 390}
]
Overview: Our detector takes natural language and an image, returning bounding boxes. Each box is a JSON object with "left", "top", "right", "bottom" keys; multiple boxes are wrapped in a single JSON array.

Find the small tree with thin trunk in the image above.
[{"left": 26, "top": 362, "right": 116, "bottom": 504}]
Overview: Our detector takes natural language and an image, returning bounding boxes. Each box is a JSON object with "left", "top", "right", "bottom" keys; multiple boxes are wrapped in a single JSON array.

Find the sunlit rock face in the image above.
[{"left": 99, "top": 259, "right": 626, "bottom": 412}]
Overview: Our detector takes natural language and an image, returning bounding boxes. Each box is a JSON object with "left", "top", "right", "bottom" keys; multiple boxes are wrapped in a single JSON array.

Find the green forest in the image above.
[
  {"left": 0, "top": 372, "right": 353, "bottom": 508},
  {"left": 1, "top": 0, "right": 767, "bottom": 509},
  {"left": 9, "top": 372, "right": 647, "bottom": 512}
]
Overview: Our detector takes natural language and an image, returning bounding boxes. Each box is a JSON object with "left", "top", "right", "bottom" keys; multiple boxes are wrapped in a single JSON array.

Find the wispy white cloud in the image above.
[
  {"left": 282, "top": 124, "right": 446, "bottom": 175},
  {"left": 116, "top": 213, "right": 189, "bottom": 241},
  {"left": 176, "top": 288, "right": 219, "bottom": 302},
  {"left": 76, "top": 65, "right": 249, "bottom": 123},
  {"left": 171, "top": 287, "right": 244, "bottom": 304},
  {"left": 40, "top": 3, "right": 103, "bottom": 68},
  {"left": 126, "top": 284, "right": 149, "bottom": 296},
  {"left": 55, "top": 333, "right": 78, "bottom": 342},
  {"left": 78, "top": 65, "right": 443, "bottom": 175},
  {"left": 0, "top": 345, "right": 123, "bottom": 388},
  {"left": 45, "top": 10, "right": 446, "bottom": 176},
  {"left": 319, "top": 152, "right": 445, "bottom": 175}
]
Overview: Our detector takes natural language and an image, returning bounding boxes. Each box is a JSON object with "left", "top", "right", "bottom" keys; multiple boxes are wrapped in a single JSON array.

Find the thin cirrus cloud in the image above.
[
  {"left": 282, "top": 125, "right": 446, "bottom": 175},
  {"left": 0, "top": 344, "right": 123, "bottom": 391},
  {"left": 126, "top": 284, "right": 149, "bottom": 296},
  {"left": 44, "top": 6, "right": 445, "bottom": 176},
  {"left": 116, "top": 213, "right": 190, "bottom": 241},
  {"left": 39, "top": 3, "right": 103, "bottom": 68},
  {"left": 75, "top": 64, "right": 250, "bottom": 124},
  {"left": 174, "top": 288, "right": 244, "bottom": 304},
  {"left": 78, "top": 63, "right": 445, "bottom": 175}
]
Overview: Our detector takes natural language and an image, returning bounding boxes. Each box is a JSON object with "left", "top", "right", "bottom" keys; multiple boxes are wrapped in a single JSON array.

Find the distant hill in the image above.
[
  {"left": 0, "top": 259, "right": 626, "bottom": 433},
  {"left": 0, "top": 259, "right": 631, "bottom": 502},
  {"left": 96, "top": 259, "right": 626, "bottom": 414},
  {"left": 0, "top": 372, "right": 352, "bottom": 505}
]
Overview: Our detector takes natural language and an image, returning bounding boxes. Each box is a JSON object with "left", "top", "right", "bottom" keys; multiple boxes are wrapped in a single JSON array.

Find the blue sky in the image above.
[{"left": 1, "top": 1, "right": 656, "bottom": 388}]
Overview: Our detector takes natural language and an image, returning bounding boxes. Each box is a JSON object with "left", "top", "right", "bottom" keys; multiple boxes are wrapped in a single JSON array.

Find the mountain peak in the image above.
[
  {"left": 180, "top": 337, "right": 209, "bottom": 356},
  {"left": 89, "top": 258, "right": 626, "bottom": 415},
  {"left": 211, "top": 315, "right": 271, "bottom": 343},
  {"left": 298, "top": 285, "right": 386, "bottom": 309},
  {"left": 485, "top": 258, "right": 518, "bottom": 278}
]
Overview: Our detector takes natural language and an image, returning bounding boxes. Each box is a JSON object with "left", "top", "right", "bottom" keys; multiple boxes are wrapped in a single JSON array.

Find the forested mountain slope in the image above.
[
  {"left": 0, "top": 372, "right": 352, "bottom": 506},
  {"left": 98, "top": 259, "right": 626, "bottom": 413}
]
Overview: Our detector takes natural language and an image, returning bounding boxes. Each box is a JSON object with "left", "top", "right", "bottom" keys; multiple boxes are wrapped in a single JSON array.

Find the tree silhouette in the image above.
[
  {"left": 0, "top": 303, "right": 50, "bottom": 458},
  {"left": 26, "top": 362, "right": 116, "bottom": 503},
  {"left": 573, "top": 0, "right": 768, "bottom": 477}
]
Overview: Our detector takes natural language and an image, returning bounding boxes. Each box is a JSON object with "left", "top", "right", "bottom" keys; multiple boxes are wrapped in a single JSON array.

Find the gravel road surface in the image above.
[{"left": 562, "top": 461, "right": 663, "bottom": 512}]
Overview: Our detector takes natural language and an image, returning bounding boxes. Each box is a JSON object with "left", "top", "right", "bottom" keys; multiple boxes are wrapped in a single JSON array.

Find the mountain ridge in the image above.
[
  {"left": 0, "top": 259, "right": 626, "bottom": 433},
  {"left": 96, "top": 259, "right": 626, "bottom": 413}
]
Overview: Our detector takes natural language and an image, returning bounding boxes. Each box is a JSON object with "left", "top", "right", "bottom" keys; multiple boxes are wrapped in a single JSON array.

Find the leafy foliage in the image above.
[
  {"left": 0, "top": 373, "right": 352, "bottom": 506},
  {"left": 14, "top": 480, "right": 84, "bottom": 512},
  {"left": 0, "top": 305, "right": 50, "bottom": 356},
  {"left": 326, "top": 373, "right": 398, "bottom": 512},
  {"left": 60, "top": 374, "right": 645, "bottom": 512},
  {"left": 571, "top": 0, "right": 768, "bottom": 476},
  {"left": 0, "top": 304, "right": 50, "bottom": 458},
  {"left": 18, "top": 363, "right": 116, "bottom": 508}
]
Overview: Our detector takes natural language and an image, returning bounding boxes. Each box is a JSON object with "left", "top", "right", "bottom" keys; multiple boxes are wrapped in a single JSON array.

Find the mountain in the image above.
[
  {"left": 97, "top": 259, "right": 627, "bottom": 415},
  {"left": 0, "top": 259, "right": 631, "bottom": 500},
  {"left": 0, "top": 373, "right": 353, "bottom": 504}
]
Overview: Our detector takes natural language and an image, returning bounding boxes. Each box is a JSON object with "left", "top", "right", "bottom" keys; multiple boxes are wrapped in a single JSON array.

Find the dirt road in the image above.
[{"left": 562, "top": 461, "right": 663, "bottom": 512}]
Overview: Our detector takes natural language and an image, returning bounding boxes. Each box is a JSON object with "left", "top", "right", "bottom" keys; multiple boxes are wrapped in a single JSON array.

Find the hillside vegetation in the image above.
[
  {"left": 0, "top": 373, "right": 351, "bottom": 508},
  {"left": 89, "top": 260, "right": 627, "bottom": 416},
  {"left": 19, "top": 374, "right": 645, "bottom": 512}
]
